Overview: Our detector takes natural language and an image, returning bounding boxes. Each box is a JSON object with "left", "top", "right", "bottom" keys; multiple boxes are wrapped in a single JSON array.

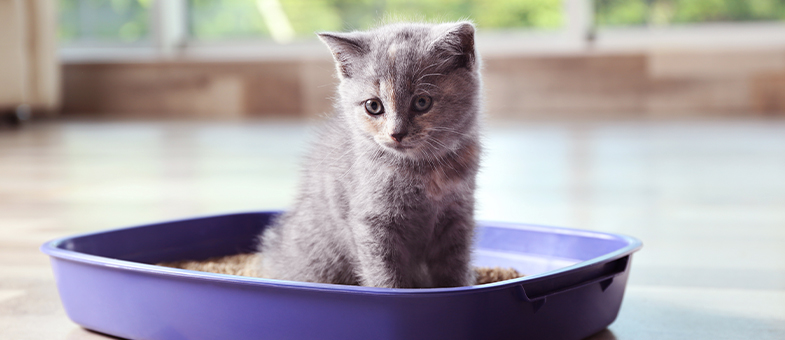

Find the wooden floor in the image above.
[{"left": 1, "top": 117, "right": 784, "bottom": 339}]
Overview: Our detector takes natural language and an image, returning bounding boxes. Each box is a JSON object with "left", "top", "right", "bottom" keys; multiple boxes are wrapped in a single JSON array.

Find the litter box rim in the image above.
[{"left": 40, "top": 211, "right": 642, "bottom": 296}]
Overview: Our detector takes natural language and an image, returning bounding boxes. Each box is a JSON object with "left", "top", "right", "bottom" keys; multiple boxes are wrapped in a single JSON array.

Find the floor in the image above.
[{"left": 1, "top": 117, "right": 784, "bottom": 339}]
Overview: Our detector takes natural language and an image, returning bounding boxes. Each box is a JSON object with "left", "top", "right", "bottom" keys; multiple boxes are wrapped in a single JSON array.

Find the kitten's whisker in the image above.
[
  {"left": 422, "top": 139, "right": 450, "bottom": 175},
  {"left": 415, "top": 84, "right": 436, "bottom": 95},
  {"left": 428, "top": 127, "right": 472, "bottom": 138},
  {"left": 424, "top": 151, "right": 445, "bottom": 179},
  {"left": 427, "top": 137, "right": 460, "bottom": 173},
  {"left": 417, "top": 61, "right": 441, "bottom": 76},
  {"left": 416, "top": 88, "right": 434, "bottom": 96},
  {"left": 415, "top": 73, "right": 444, "bottom": 83},
  {"left": 430, "top": 58, "right": 453, "bottom": 72},
  {"left": 429, "top": 137, "right": 447, "bottom": 149}
]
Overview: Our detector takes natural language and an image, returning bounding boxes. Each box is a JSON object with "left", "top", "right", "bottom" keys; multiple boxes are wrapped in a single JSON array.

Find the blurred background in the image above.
[
  {"left": 1, "top": 1, "right": 784, "bottom": 339},
  {"left": 4, "top": 0, "right": 785, "bottom": 119}
]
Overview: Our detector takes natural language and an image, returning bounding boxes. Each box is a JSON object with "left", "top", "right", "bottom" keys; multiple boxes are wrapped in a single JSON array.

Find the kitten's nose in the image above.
[{"left": 391, "top": 132, "right": 407, "bottom": 143}]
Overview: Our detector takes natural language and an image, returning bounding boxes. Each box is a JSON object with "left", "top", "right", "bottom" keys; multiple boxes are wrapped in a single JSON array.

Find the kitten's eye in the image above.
[
  {"left": 412, "top": 95, "right": 433, "bottom": 112},
  {"left": 364, "top": 99, "right": 384, "bottom": 115}
]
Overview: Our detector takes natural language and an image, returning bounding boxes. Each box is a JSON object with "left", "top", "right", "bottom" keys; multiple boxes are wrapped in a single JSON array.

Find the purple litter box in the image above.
[{"left": 41, "top": 212, "right": 641, "bottom": 340}]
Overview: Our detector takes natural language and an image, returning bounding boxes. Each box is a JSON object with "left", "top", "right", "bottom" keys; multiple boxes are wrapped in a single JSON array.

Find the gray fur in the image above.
[{"left": 258, "top": 22, "right": 482, "bottom": 288}]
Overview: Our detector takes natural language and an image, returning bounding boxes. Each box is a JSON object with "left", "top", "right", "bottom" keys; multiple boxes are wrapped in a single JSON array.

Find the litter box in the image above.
[{"left": 41, "top": 211, "right": 642, "bottom": 340}]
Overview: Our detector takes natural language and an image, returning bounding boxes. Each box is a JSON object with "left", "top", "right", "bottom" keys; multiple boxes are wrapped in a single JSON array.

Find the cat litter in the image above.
[
  {"left": 156, "top": 253, "right": 525, "bottom": 285},
  {"left": 41, "top": 211, "right": 641, "bottom": 340}
]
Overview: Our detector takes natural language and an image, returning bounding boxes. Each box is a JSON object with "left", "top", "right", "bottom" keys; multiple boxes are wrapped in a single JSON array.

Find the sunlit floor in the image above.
[{"left": 1, "top": 117, "right": 784, "bottom": 339}]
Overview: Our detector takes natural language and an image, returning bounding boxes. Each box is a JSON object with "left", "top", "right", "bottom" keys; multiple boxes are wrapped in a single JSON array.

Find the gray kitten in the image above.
[{"left": 258, "top": 22, "right": 482, "bottom": 288}]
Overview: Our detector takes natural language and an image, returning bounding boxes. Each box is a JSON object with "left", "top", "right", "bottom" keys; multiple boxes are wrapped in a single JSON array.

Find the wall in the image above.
[
  {"left": 0, "top": 0, "right": 60, "bottom": 113},
  {"left": 0, "top": 0, "right": 28, "bottom": 110},
  {"left": 62, "top": 60, "right": 332, "bottom": 118}
]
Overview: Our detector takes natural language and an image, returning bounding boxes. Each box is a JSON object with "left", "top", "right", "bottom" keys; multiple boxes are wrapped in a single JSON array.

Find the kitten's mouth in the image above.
[
  {"left": 389, "top": 144, "right": 413, "bottom": 152},
  {"left": 382, "top": 141, "right": 415, "bottom": 152}
]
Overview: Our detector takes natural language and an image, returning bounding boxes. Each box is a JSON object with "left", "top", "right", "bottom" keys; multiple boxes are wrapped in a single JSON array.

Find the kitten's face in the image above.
[{"left": 320, "top": 23, "right": 480, "bottom": 160}]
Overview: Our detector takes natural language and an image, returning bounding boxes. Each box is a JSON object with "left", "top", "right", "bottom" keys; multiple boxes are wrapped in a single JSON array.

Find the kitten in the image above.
[{"left": 258, "top": 22, "right": 482, "bottom": 288}]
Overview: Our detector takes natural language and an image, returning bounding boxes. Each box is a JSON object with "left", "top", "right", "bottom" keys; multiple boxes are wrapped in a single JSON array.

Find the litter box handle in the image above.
[{"left": 514, "top": 255, "right": 630, "bottom": 303}]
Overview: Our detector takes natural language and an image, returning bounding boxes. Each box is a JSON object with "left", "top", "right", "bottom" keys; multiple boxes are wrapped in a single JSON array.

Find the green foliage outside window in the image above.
[
  {"left": 60, "top": 0, "right": 152, "bottom": 43},
  {"left": 596, "top": 0, "right": 785, "bottom": 27},
  {"left": 58, "top": 0, "right": 785, "bottom": 44},
  {"left": 188, "top": 0, "right": 564, "bottom": 41}
]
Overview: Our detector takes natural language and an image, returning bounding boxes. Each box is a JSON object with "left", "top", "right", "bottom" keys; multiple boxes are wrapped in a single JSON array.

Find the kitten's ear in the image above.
[
  {"left": 318, "top": 32, "right": 368, "bottom": 79},
  {"left": 432, "top": 22, "right": 476, "bottom": 70}
]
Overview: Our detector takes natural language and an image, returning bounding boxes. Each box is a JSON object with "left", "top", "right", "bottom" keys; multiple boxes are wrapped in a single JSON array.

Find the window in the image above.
[
  {"left": 596, "top": 0, "right": 785, "bottom": 27},
  {"left": 188, "top": 0, "right": 565, "bottom": 43},
  {"left": 60, "top": 0, "right": 152, "bottom": 45},
  {"left": 188, "top": 0, "right": 270, "bottom": 40},
  {"left": 58, "top": 0, "right": 785, "bottom": 54}
]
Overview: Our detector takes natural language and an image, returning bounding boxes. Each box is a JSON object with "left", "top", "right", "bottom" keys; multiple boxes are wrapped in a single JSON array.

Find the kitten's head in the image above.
[{"left": 319, "top": 22, "right": 481, "bottom": 160}]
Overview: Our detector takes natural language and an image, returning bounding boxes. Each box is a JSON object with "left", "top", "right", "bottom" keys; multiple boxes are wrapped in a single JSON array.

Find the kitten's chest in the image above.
[
  {"left": 349, "top": 143, "right": 479, "bottom": 209},
  {"left": 422, "top": 167, "right": 467, "bottom": 202},
  {"left": 364, "top": 162, "right": 470, "bottom": 205}
]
